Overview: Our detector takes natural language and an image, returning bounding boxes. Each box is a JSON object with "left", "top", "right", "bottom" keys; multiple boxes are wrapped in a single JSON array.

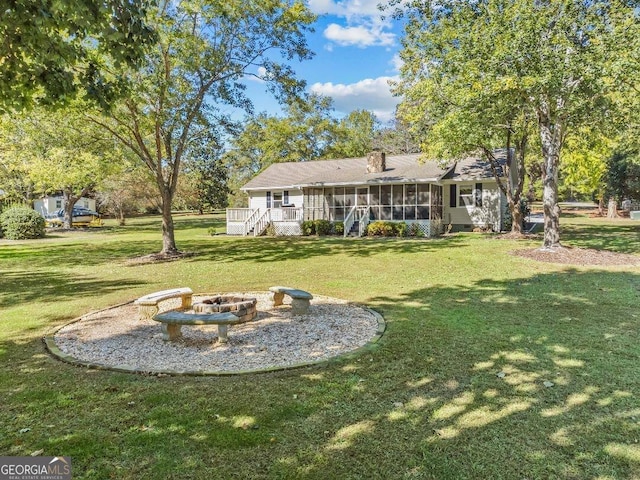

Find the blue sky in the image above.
[{"left": 244, "top": 0, "right": 406, "bottom": 123}]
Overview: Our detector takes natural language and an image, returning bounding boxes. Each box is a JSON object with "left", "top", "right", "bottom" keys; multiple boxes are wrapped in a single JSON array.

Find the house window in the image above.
[
  {"left": 459, "top": 185, "right": 474, "bottom": 207},
  {"left": 475, "top": 183, "right": 483, "bottom": 207},
  {"left": 55, "top": 199, "right": 62, "bottom": 208},
  {"left": 283, "top": 191, "right": 289, "bottom": 206},
  {"left": 266, "top": 191, "right": 272, "bottom": 209},
  {"left": 273, "top": 192, "right": 283, "bottom": 208},
  {"left": 84, "top": 200, "right": 90, "bottom": 208}
]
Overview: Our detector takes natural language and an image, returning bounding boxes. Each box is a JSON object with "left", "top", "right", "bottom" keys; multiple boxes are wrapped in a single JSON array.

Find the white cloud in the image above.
[
  {"left": 308, "top": 0, "right": 399, "bottom": 49},
  {"left": 310, "top": 76, "right": 401, "bottom": 122},
  {"left": 307, "top": 0, "right": 383, "bottom": 19},
  {"left": 390, "top": 53, "right": 403, "bottom": 72},
  {"left": 324, "top": 23, "right": 395, "bottom": 48}
]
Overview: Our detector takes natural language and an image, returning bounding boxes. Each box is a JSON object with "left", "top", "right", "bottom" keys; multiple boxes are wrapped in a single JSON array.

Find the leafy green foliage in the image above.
[
  {"left": 0, "top": 205, "right": 45, "bottom": 239},
  {"left": 301, "top": 219, "right": 332, "bottom": 236},
  {"left": 225, "top": 98, "right": 382, "bottom": 203},
  {"left": 0, "top": 0, "right": 155, "bottom": 112},
  {"left": 314, "top": 220, "right": 332, "bottom": 236},
  {"left": 605, "top": 149, "right": 640, "bottom": 203},
  {"left": 367, "top": 221, "right": 408, "bottom": 237},
  {"left": 3, "top": 106, "right": 121, "bottom": 228},
  {"left": 176, "top": 132, "right": 230, "bottom": 214},
  {"left": 301, "top": 220, "right": 315, "bottom": 236},
  {"left": 91, "top": 0, "right": 315, "bottom": 254},
  {"left": 395, "top": 0, "right": 638, "bottom": 246}
]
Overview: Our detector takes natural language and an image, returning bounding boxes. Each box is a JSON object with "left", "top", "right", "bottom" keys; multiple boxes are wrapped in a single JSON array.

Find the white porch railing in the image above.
[
  {"left": 343, "top": 206, "right": 357, "bottom": 237},
  {"left": 226, "top": 208, "right": 254, "bottom": 222},
  {"left": 243, "top": 209, "right": 261, "bottom": 236},
  {"left": 270, "top": 207, "right": 303, "bottom": 222},
  {"left": 358, "top": 206, "right": 371, "bottom": 237},
  {"left": 253, "top": 209, "right": 272, "bottom": 237}
]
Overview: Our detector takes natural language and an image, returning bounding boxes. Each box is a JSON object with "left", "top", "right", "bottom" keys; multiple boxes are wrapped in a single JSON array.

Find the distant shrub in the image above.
[
  {"left": 333, "top": 222, "right": 344, "bottom": 236},
  {"left": 367, "top": 221, "right": 395, "bottom": 237},
  {"left": 395, "top": 221, "right": 408, "bottom": 237},
  {"left": 0, "top": 206, "right": 46, "bottom": 240},
  {"left": 366, "top": 221, "right": 410, "bottom": 237},
  {"left": 314, "top": 219, "right": 332, "bottom": 236},
  {"left": 301, "top": 220, "right": 315, "bottom": 236}
]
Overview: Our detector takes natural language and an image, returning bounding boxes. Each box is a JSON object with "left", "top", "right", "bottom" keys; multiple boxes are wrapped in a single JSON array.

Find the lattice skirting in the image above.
[
  {"left": 404, "top": 220, "right": 433, "bottom": 237},
  {"left": 273, "top": 222, "right": 302, "bottom": 236},
  {"left": 227, "top": 222, "right": 245, "bottom": 235}
]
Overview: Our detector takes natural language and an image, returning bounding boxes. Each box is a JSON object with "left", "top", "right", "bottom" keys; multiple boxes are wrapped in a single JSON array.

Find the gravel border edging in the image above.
[{"left": 42, "top": 298, "right": 386, "bottom": 376}]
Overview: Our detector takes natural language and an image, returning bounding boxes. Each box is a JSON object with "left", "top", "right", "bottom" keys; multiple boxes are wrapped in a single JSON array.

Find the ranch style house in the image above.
[{"left": 226, "top": 150, "right": 517, "bottom": 237}]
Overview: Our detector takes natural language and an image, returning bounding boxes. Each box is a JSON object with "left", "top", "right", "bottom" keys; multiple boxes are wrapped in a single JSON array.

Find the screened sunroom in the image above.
[{"left": 302, "top": 183, "right": 443, "bottom": 236}]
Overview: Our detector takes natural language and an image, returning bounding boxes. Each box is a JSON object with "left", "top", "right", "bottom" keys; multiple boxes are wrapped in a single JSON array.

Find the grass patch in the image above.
[{"left": 1, "top": 212, "right": 639, "bottom": 478}]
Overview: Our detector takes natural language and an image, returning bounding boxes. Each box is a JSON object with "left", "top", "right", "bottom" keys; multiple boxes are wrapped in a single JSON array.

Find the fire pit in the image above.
[{"left": 192, "top": 295, "right": 257, "bottom": 322}]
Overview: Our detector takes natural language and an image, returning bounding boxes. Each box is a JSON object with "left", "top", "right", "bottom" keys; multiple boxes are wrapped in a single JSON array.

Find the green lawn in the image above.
[{"left": 1, "top": 213, "right": 639, "bottom": 479}]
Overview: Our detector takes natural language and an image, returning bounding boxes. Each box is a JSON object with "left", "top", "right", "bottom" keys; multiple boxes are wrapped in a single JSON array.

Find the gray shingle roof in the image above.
[
  {"left": 442, "top": 149, "right": 510, "bottom": 181},
  {"left": 241, "top": 151, "right": 507, "bottom": 191}
]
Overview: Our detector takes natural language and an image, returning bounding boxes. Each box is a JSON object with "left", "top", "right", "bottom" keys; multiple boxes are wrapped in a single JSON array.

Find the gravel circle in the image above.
[{"left": 50, "top": 293, "right": 383, "bottom": 374}]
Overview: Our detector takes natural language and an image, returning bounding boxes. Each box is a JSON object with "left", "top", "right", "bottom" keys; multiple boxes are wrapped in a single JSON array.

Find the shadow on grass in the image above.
[
  {"left": 2, "top": 267, "right": 639, "bottom": 478},
  {"left": 0, "top": 239, "right": 162, "bottom": 267},
  {"left": 562, "top": 221, "right": 640, "bottom": 254},
  {"left": 180, "top": 235, "right": 467, "bottom": 264},
  {"left": 0, "top": 270, "right": 145, "bottom": 308}
]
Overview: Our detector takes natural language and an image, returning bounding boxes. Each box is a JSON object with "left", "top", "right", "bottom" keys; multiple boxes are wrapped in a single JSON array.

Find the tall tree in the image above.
[
  {"left": 0, "top": 0, "right": 155, "bottom": 112},
  {"left": 326, "top": 110, "right": 378, "bottom": 159},
  {"left": 395, "top": 0, "right": 639, "bottom": 247},
  {"left": 10, "top": 108, "right": 120, "bottom": 227},
  {"left": 224, "top": 94, "right": 338, "bottom": 187},
  {"left": 90, "top": 0, "right": 314, "bottom": 255},
  {"left": 176, "top": 131, "right": 230, "bottom": 214},
  {"left": 395, "top": 0, "right": 534, "bottom": 233},
  {"left": 373, "top": 118, "right": 421, "bottom": 155}
]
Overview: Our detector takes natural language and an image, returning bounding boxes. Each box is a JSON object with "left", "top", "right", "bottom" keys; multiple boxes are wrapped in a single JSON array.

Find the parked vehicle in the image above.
[{"left": 45, "top": 207, "right": 101, "bottom": 226}]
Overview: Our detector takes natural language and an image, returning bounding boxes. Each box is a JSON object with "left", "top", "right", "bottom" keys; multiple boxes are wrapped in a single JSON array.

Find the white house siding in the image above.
[
  {"left": 248, "top": 189, "right": 303, "bottom": 212},
  {"left": 443, "top": 182, "right": 502, "bottom": 231},
  {"left": 33, "top": 196, "right": 96, "bottom": 216}
]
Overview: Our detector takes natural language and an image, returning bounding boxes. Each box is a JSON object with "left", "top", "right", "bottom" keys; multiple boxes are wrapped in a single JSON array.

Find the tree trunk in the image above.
[
  {"left": 160, "top": 190, "right": 178, "bottom": 255},
  {"left": 118, "top": 208, "right": 126, "bottom": 226},
  {"left": 539, "top": 120, "right": 562, "bottom": 249},
  {"left": 607, "top": 197, "right": 619, "bottom": 218},
  {"left": 511, "top": 205, "right": 524, "bottom": 234},
  {"left": 63, "top": 191, "right": 76, "bottom": 229},
  {"left": 598, "top": 198, "right": 604, "bottom": 217}
]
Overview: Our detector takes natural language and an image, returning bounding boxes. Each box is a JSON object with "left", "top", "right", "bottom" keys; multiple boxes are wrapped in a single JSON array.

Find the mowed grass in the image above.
[{"left": 1, "top": 213, "right": 639, "bottom": 479}]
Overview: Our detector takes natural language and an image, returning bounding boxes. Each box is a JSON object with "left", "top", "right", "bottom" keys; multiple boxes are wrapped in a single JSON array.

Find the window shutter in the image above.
[
  {"left": 449, "top": 185, "right": 457, "bottom": 208},
  {"left": 266, "top": 191, "right": 272, "bottom": 209},
  {"left": 475, "top": 183, "right": 483, "bottom": 207}
]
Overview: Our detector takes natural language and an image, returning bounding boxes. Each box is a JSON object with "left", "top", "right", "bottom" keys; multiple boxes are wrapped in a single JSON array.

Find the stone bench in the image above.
[
  {"left": 152, "top": 310, "right": 245, "bottom": 343},
  {"left": 134, "top": 288, "right": 193, "bottom": 320},
  {"left": 269, "top": 286, "right": 313, "bottom": 315}
]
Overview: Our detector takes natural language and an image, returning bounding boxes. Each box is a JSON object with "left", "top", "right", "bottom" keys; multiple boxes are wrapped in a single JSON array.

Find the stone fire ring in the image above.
[{"left": 43, "top": 292, "right": 386, "bottom": 376}]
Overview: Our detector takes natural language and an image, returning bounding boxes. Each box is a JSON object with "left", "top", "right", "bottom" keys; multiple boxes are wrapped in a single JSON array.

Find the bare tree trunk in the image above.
[
  {"left": 598, "top": 198, "right": 604, "bottom": 217},
  {"left": 63, "top": 190, "right": 77, "bottom": 229},
  {"left": 118, "top": 208, "right": 126, "bottom": 226},
  {"left": 607, "top": 197, "right": 619, "bottom": 218},
  {"left": 511, "top": 206, "right": 524, "bottom": 234},
  {"left": 538, "top": 115, "right": 562, "bottom": 249},
  {"left": 160, "top": 190, "right": 178, "bottom": 255}
]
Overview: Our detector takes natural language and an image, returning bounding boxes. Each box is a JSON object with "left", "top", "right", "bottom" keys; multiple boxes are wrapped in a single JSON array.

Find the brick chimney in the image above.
[{"left": 366, "top": 151, "right": 386, "bottom": 173}]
